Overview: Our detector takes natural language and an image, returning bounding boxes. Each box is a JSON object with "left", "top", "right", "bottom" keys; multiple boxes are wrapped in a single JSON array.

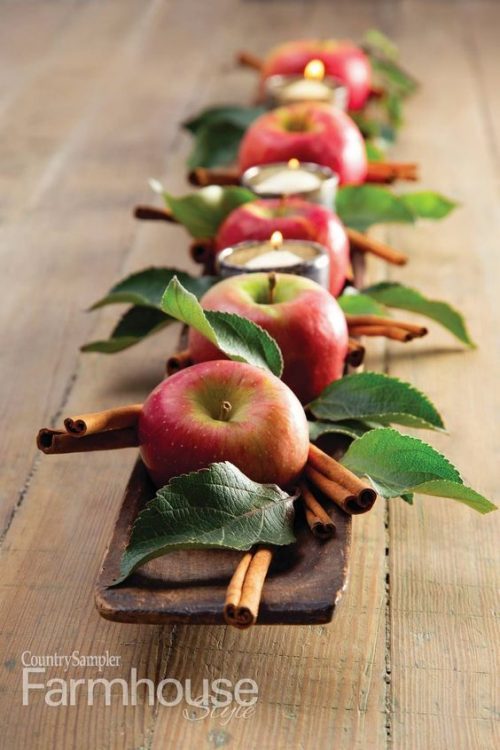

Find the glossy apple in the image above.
[
  {"left": 139, "top": 360, "right": 309, "bottom": 489},
  {"left": 188, "top": 273, "right": 348, "bottom": 404},
  {"left": 261, "top": 39, "right": 372, "bottom": 111},
  {"left": 216, "top": 197, "right": 349, "bottom": 296},
  {"left": 238, "top": 103, "right": 367, "bottom": 185}
]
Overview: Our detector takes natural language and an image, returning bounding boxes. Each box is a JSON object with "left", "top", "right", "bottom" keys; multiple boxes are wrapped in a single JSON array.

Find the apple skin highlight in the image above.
[
  {"left": 139, "top": 360, "right": 309, "bottom": 489},
  {"left": 261, "top": 39, "right": 372, "bottom": 111},
  {"left": 238, "top": 103, "right": 367, "bottom": 185},
  {"left": 216, "top": 197, "right": 350, "bottom": 296},
  {"left": 188, "top": 273, "right": 348, "bottom": 404}
]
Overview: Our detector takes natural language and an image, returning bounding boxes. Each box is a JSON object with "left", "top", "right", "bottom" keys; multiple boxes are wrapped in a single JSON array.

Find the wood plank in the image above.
[{"left": 380, "top": 3, "right": 500, "bottom": 749}]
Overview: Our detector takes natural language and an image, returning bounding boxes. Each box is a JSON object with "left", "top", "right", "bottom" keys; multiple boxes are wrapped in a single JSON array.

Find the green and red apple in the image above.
[
  {"left": 238, "top": 103, "right": 367, "bottom": 185},
  {"left": 188, "top": 273, "right": 348, "bottom": 404},
  {"left": 260, "top": 39, "right": 372, "bottom": 111},
  {"left": 139, "top": 360, "right": 309, "bottom": 488},
  {"left": 215, "top": 197, "right": 350, "bottom": 297}
]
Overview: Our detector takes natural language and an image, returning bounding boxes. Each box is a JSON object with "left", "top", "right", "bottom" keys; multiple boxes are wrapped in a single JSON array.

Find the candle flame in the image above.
[
  {"left": 304, "top": 59, "right": 325, "bottom": 82},
  {"left": 288, "top": 158, "right": 300, "bottom": 170},
  {"left": 270, "top": 231, "right": 283, "bottom": 250}
]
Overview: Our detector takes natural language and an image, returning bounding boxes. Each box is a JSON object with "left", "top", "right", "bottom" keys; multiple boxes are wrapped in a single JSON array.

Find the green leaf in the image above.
[
  {"left": 371, "top": 57, "right": 417, "bottom": 98},
  {"left": 336, "top": 185, "right": 415, "bottom": 231},
  {"left": 363, "top": 282, "right": 476, "bottom": 347},
  {"left": 90, "top": 268, "right": 217, "bottom": 310},
  {"left": 116, "top": 461, "right": 296, "bottom": 583},
  {"left": 363, "top": 29, "right": 399, "bottom": 61},
  {"left": 309, "top": 372, "right": 445, "bottom": 431},
  {"left": 184, "top": 105, "right": 265, "bottom": 134},
  {"left": 308, "top": 419, "right": 373, "bottom": 442},
  {"left": 161, "top": 277, "right": 283, "bottom": 376},
  {"left": 337, "top": 291, "right": 387, "bottom": 316},
  {"left": 365, "top": 140, "right": 385, "bottom": 162},
  {"left": 400, "top": 191, "right": 458, "bottom": 220},
  {"left": 384, "top": 92, "right": 403, "bottom": 128},
  {"left": 341, "top": 428, "right": 496, "bottom": 514},
  {"left": 405, "top": 480, "right": 497, "bottom": 515},
  {"left": 351, "top": 112, "right": 396, "bottom": 144},
  {"left": 183, "top": 106, "right": 265, "bottom": 169},
  {"left": 400, "top": 493, "right": 414, "bottom": 505},
  {"left": 82, "top": 307, "right": 171, "bottom": 353},
  {"left": 164, "top": 186, "right": 255, "bottom": 238}
]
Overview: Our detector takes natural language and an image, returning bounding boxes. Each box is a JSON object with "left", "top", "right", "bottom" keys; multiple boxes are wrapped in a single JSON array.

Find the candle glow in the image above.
[
  {"left": 288, "top": 158, "right": 300, "bottom": 169},
  {"left": 270, "top": 231, "right": 283, "bottom": 250},
  {"left": 304, "top": 59, "right": 325, "bottom": 81}
]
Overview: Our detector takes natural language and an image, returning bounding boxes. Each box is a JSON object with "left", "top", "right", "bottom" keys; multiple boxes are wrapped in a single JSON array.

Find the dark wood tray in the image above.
[{"left": 95, "top": 453, "right": 351, "bottom": 626}]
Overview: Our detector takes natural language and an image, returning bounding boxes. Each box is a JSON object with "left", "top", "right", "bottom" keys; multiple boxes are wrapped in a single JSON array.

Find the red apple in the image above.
[
  {"left": 188, "top": 273, "right": 348, "bottom": 404},
  {"left": 238, "top": 103, "right": 367, "bottom": 185},
  {"left": 261, "top": 39, "right": 372, "bottom": 111},
  {"left": 139, "top": 360, "right": 309, "bottom": 489},
  {"left": 216, "top": 197, "right": 349, "bottom": 296}
]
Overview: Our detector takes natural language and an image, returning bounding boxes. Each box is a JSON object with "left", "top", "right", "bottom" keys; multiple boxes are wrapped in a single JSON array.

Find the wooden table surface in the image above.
[{"left": 0, "top": 1, "right": 499, "bottom": 748}]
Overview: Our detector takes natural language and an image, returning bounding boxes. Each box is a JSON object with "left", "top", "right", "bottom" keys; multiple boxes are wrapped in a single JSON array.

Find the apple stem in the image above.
[
  {"left": 218, "top": 401, "right": 233, "bottom": 421},
  {"left": 268, "top": 272, "right": 277, "bottom": 304}
]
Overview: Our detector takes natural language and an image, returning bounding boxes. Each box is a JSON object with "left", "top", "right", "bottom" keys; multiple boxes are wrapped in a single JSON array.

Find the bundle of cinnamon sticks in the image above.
[
  {"left": 37, "top": 405, "right": 141, "bottom": 454},
  {"left": 223, "top": 443, "right": 378, "bottom": 629},
  {"left": 188, "top": 163, "right": 419, "bottom": 189},
  {"left": 346, "top": 314, "right": 428, "bottom": 342}
]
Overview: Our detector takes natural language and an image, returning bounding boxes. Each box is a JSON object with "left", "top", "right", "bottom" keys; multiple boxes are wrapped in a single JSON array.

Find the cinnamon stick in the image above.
[
  {"left": 134, "top": 205, "right": 177, "bottom": 223},
  {"left": 64, "top": 404, "right": 142, "bottom": 437},
  {"left": 307, "top": 443, "right": 377, "bottom": 514},
  {"left": 346, "top": 338, "right": 365, "bottom": 367},
  {"left": 236, "top": 50, "right": 264, "bottom": 72},
  {"left": 369, "top": 84, "right": 386, "bottom": 98},
  {"left": 166, "top": 348, "right": 193, "bottom": 376},
  {"left": 224, "top": 547, "right": 273, "bottom": 629},
  {"left": 346, "top": 315, "right": 428, "bottom": 337},
  {"left": 346, "top": 227, "right": 408, "bottom": 266},
  {"left": 189, "top": 238, "right": 215, "bottom": 265},
  {"left": 348, "top": 325, "right": 426, "bottom": 342},
  {"left": 306, "top": 465, "right": 377, "bottom": 515},
  {"left": 37, "top": 427, "right": 139, "bottom": 455},
  {"left": 300, "top": 481, "right": 336, "bottom": 540},
  {"left": 189, "top": 167, "right": 240, "bottom": 188},
  {"left": 366, "top": 161, "right": 419, "bottom": 183}
]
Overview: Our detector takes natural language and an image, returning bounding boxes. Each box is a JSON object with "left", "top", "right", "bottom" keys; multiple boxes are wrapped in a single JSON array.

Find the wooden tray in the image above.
[{"left": 95, "top": 453, "right": 351, "bottom": 626}]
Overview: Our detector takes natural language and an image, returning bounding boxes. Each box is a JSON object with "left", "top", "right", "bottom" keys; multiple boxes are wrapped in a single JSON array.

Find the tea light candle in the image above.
[
  {"left": 264, "top": 59, "right": 348, "bottom": 110},
  {"left": 241, "top": 159, "right": 338, "bottom": 207},
  {"left": 217, "top": 231, "right": 330, "bottom": 288}
]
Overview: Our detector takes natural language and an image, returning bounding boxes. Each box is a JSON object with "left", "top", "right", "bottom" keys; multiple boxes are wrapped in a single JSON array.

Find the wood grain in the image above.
[{"left": 0, "top": 1, "right": 498, "bottom": 749}]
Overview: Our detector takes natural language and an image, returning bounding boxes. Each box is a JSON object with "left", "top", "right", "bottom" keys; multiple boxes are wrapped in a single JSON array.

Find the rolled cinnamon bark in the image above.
[
  {"left": 348, "top": 325, "right": 424, "bottom": 342},
  {"left": 306, "top": 465, "right": 377, "bottom": 515},
  {"left": 346, "top": 227, "right": 408, "bottom": 266},
  {"left": 345, "top": 314, "right": 427, "bottom": 335},
  {"left": 346, "top": 338, "right": 365, "bottom": 367},
  {"left": 166, "top": 348, "right": 193, "bottom": 376},
  {"left": 224, "top": 547, "right": 273, "bottom": 629},
  {"left": 189, "top": 167, "right": 240, "bottom": 187},
  {"left": 37, "top": 427, "right": 139, "bottom": 455},
  {"left": 300, "top": 481, "right": 336, "bottom": 540},
  {"left": 365, "top": 161, "right": 419, "bottom": 183},
  {"left": 64, "top": 404, "right": 142, "bottom": 437},
  {"left": 307, "top": 443, "right": 377, "bottom": 514},
  {"left": 189, "top": 238, "right": 216, "bottom": 265},
  {"left": 134, "top": 205, "right": 177, "bottom": 223},
  {"left": 236, "top": 50, "right": 264, "bottom": 71}
]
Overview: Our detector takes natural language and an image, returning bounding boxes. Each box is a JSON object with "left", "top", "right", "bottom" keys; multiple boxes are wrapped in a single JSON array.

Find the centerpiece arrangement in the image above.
[{"left": 37, "top": 30, "right": 495, "bottom": 630}]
